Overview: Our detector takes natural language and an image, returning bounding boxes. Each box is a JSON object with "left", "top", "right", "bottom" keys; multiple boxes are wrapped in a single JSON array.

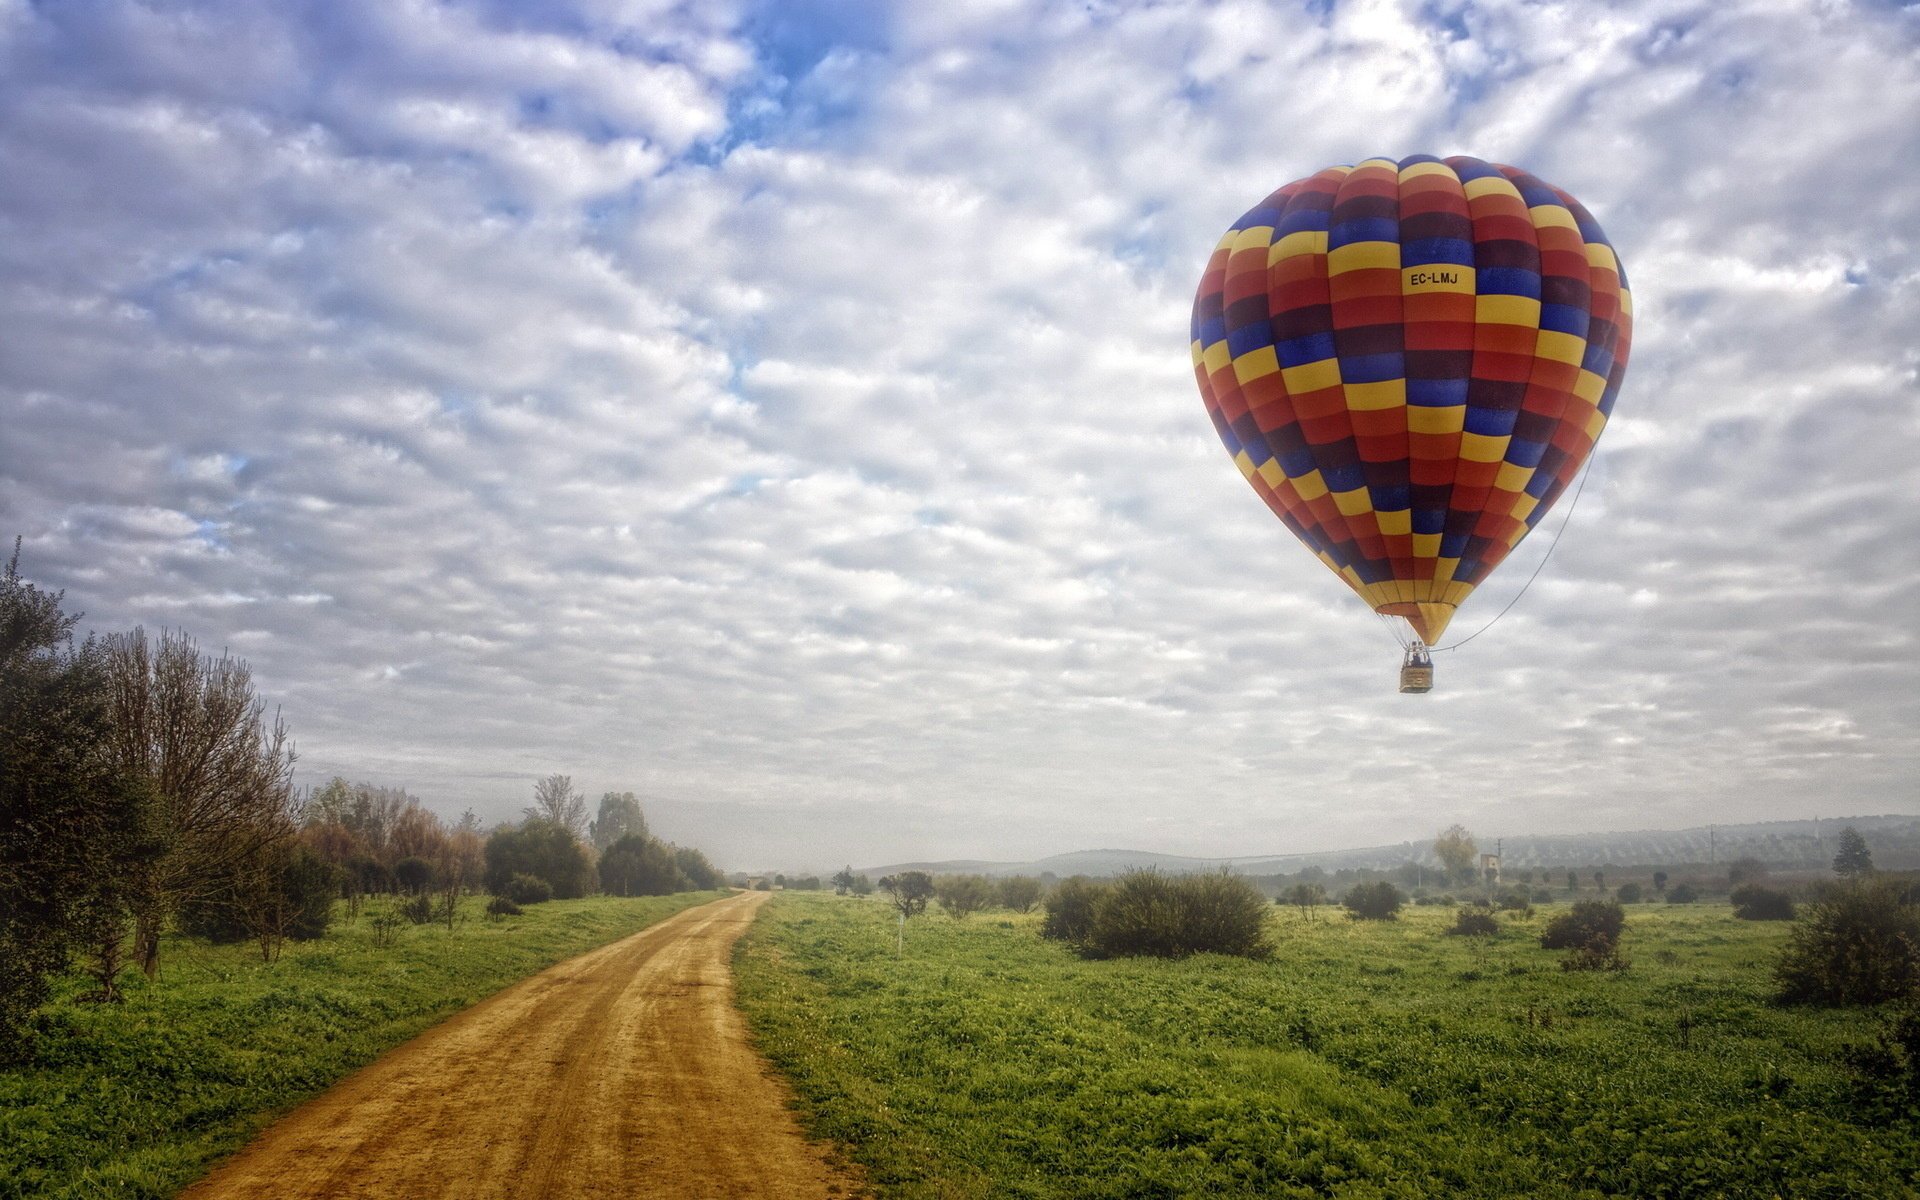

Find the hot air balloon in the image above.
[{"left": 1190, "top": 155, "right": 1631, "bottom": 692}]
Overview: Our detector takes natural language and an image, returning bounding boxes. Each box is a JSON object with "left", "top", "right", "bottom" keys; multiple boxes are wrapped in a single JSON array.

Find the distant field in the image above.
[
  {"left": 0, "top": 891, "right": 727, "bottom": 1200},
  {"left": 736, "top": 892, "right": 1918, "bottom": 1199}
]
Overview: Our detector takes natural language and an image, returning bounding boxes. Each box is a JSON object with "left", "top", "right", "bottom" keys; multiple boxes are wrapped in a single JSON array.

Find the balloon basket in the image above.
[{"left": 1398, "top": 651, "right": 1434, "bottom": 694}]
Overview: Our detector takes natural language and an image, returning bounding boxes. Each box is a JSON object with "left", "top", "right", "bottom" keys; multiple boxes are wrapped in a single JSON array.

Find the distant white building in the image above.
[{"left": 1479, "top": 852, "right": 1501, "bottom": 884}]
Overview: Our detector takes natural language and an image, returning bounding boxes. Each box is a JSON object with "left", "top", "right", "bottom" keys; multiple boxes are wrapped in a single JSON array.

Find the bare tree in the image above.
[
  {"left": 104, "top": 627, "right": 298, "bottom": 977},
  {"left": 435, "top": 810, "right": 486, "bottom": 930},
  {"left": 527, "top": 774, "right": 589, "bottom": 842}
]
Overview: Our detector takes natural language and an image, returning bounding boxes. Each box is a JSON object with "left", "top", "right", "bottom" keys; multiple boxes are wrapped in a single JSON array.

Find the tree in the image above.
[
  {"left": 1833, "top": 827, "right": 1874, "bottom": 878},
  {"left": 673, "top": 846, "right": 723, "bottom": 890},
  {"left": 935, "top": 874, "right": 994, "bottom": 919},
  {"left": 590, "top": 791, "right": 646, "bottom": 851},
  {"left": 1653, "top": 870, "right": 1669, "bottom": 895},
  {"left": 485, "top": 819, "right": 594, "bottom": 899},
  {"left": 1285, "top": 882, "right": 1327, "bottom": 921},
  {"left": 104, "top": 626, "right": 298, "bottom": 978},
  {"left": 831, "top": 866, "right": 857, "bottom": 896},
  {"left": 526, "top": 774, "right": 589, "bottom": 842},
  {"left": 878, "top": 871, "right": 935, "bottom": 953},
  {"left": 1566, "top": 869, "right": 1579, "bottom": 894},
  {"left": 998, "top": 876, "right": 1043, "bottom": 914},
  {"left": 1434, "top": 825, "right": 1477, "bottom": 883},
  {"left": 0, "top": 546, "right": 153, "bottom": 1055},
  {"left": 598, "top": 834, "right": 689, "bottom": 896}
]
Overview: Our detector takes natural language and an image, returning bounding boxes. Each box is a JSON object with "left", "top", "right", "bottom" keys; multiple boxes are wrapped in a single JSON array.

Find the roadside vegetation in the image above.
[
  {"left": 0, "top": 891, "right": 724, "bottom": 1199},
  {"left": 737, "top": 890, "right": 1920, "bottom": 1198}
]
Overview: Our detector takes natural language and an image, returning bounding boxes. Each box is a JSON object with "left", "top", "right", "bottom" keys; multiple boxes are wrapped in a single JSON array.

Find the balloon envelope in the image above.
[{"left": 1191, "top": 155, "right": 1632, "bottom": 645}]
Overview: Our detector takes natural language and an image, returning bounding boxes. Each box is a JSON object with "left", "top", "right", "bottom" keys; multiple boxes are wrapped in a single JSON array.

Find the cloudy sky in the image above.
[{"left": 3, "top": 0, "right": 1916, "bottom": 870}]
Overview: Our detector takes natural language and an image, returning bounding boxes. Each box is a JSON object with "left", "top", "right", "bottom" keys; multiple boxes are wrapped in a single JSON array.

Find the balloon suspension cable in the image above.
[{"left": 1430, "top": 454, "right": 1597, "bottom": 654}]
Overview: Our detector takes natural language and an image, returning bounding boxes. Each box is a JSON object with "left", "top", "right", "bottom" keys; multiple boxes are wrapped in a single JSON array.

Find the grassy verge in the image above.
[
  {"left": 1, "top": 890, "right": 727, "bottom": 1199},
  {"left": 736, "top": 892, "right": 1917, "bottom": 1199}
]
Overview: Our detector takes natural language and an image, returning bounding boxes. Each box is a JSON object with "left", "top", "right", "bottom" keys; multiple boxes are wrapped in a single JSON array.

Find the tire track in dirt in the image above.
[{"left": 179, "top": 890, "right": 866, "bottom": 1200}]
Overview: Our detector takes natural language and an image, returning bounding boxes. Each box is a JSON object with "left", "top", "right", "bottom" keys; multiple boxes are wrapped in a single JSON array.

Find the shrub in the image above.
[
  {"left": 485, "top": 895, "right": 522, "bottom": 920},
  {"left": 393, "top": 856, "right": 434, "bottom": 895},
  {"left": 503, "top": 874, "right": 552, "bottom": 905},
  {"left": 398, "top": 893, "right": 435, "bottom": 925},
  {"left": 1562, "top": 941, "right": 1630, "bottom": 972},
  {"left": 1079, "top": 870, "right": 1270, "bottom": 960},
  {"left": 1493, "top": 890, "right": 1533, "bottom": 914},
  {"left": 1040, "top": 877, "right": 1106, "bottom": 944},
  {"left": 1843, "top": 1003, "right": 1920, "bottom": 1110},
  {"left": 1616, "top": 882, "right": 1645, "bottom": 904},
  {"left": 1449, "top": 907, "right": 1500, "bottom": 937},
  {"left": 935, "top": 874, "right": 995, "bottom": 920},
  {"left": 1343, "top": 881, "right": 1405, "bottom": 921},
  {"left": 998, "top": 876, "right": 1044, "bottom": 914},
  {"left": 1731, "top": 884, "right": 1796, "bottom": 921},
  {"left": 1774, "top": 881, "right": 1920, "bottom": 1006},
  {"left": 1667, "top": 882, "right": 1701, "bottom": 904},
  {"left": 1541, "top": 900, "right": 1625, "bottom": 950},
  {"left": 281, "top": 847, "right": 341, "bottom": 941}
]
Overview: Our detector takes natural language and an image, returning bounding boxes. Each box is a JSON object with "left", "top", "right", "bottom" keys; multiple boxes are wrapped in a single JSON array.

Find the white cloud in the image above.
[{"left": 1, "top": 0, "right": 1916, "bottom": 869}]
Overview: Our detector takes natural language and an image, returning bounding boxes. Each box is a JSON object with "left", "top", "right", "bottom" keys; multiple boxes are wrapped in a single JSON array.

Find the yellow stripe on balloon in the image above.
[
  {"left": 1281, "top": 358, "right": 1342, "bottom": 394},
  {"left": 1328, "top": 241, "right": 1399, "bottom": 274},
  {"left": 1475, "top": 294, "right": 1541, "bottom": 327},
  {"left": 1268, "top": 229, "right": 1328, "bottom": 263},
  {"left": 1407, "top": 405, "right": 1465, "bottom": 435},
  {"left": 1232, "top": 345, "right": 1280, "bottom": 384}
]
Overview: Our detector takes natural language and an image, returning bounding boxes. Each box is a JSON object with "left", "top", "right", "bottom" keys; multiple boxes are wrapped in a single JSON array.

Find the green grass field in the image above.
[
  {"left": 736, "top": 892, "right": 1918, "bottom": 1199},
  {"left": 0, "top": 891, "right": 726, "bottom": 1200}
]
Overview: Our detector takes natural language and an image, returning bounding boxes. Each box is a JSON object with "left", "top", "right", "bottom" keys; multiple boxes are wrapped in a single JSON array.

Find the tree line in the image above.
[{"left": 0, "top": 544, "right": 721, "bottom": 1063}]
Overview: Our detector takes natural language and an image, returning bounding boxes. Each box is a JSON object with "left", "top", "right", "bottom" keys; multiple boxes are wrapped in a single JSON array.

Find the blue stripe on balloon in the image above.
[
  {"left": 1408, "top": 378, "right": 1469, "bottom": 407},
  {"left": 1401, "top": 237, "right": 1475, "bottom": 266},
  {"left": 1339, "top": 352, "right": 1404, "bottom": 384},
  {"left": 1478, "top": 266, "right": 1542, "bottom": 298}
]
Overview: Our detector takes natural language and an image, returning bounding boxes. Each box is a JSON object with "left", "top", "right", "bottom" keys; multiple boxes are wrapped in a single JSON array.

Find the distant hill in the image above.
[{"left": 859, "top": 814, "right": 1920, "bottom": 879}]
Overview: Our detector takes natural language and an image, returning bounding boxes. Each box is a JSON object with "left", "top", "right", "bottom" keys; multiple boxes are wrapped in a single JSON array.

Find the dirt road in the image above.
[{"left": 180, "top": 890, "right": 865, "bottom": 1200}]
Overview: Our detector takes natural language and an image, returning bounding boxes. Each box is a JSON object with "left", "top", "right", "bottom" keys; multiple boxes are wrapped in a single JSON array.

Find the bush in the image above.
[
  {"left": 1541, "top": 900, "right": 1625, "bottom": 950},
  {"left": 1667, "top": 883, "right": 1701, "bottom": 904},
  {"left": 485, "top": 895, "right": 522, "bottom": 920},
  {"left": 1774, "top": 881, "right": 1920, "bottom": 1006},
  {"left": 1077, "top": 870, "right": 1270, "bottom": 960},
  {"left": 398, "top": 893, "right": 435, "bottom": 925},
  {"left": 503, "top": 874, "right": 552, "bottom": 905},
  {"left": 1843, "top": 1003, "right": 1920, "bottom": 1110},
  {"left": 1616, "top": 882, "right": 1645, "bottom": 904},
  {"left": 1562, "top": 941, "right": 1630, "bottom": 972},
  {"left": 393, "top": 856, "right": 434, "bottom": 895},
  {"left": 1449, "top": 907, "right": 1500, "bottom": 937},
  {"left": 1041, "top": 877, "right": 1105, "bottom": 944},
  {"left": 1493, "top": 890, "right": 1533, "bottom": 914},
  {"left": 934, "top": 874, "right": 995, "bottom": 920},
  {"left": 1732, "top": 884, "right": 1796, "bottom": 921},
  {"left": 281, "top": 848, "right": 341, "bottom": 941},
  {"left": 1343, "top": 881, "right": 1405, "bottom": 921},
  {"left": 998, "top": 876, "right": 1044, "bottom": 914}
]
